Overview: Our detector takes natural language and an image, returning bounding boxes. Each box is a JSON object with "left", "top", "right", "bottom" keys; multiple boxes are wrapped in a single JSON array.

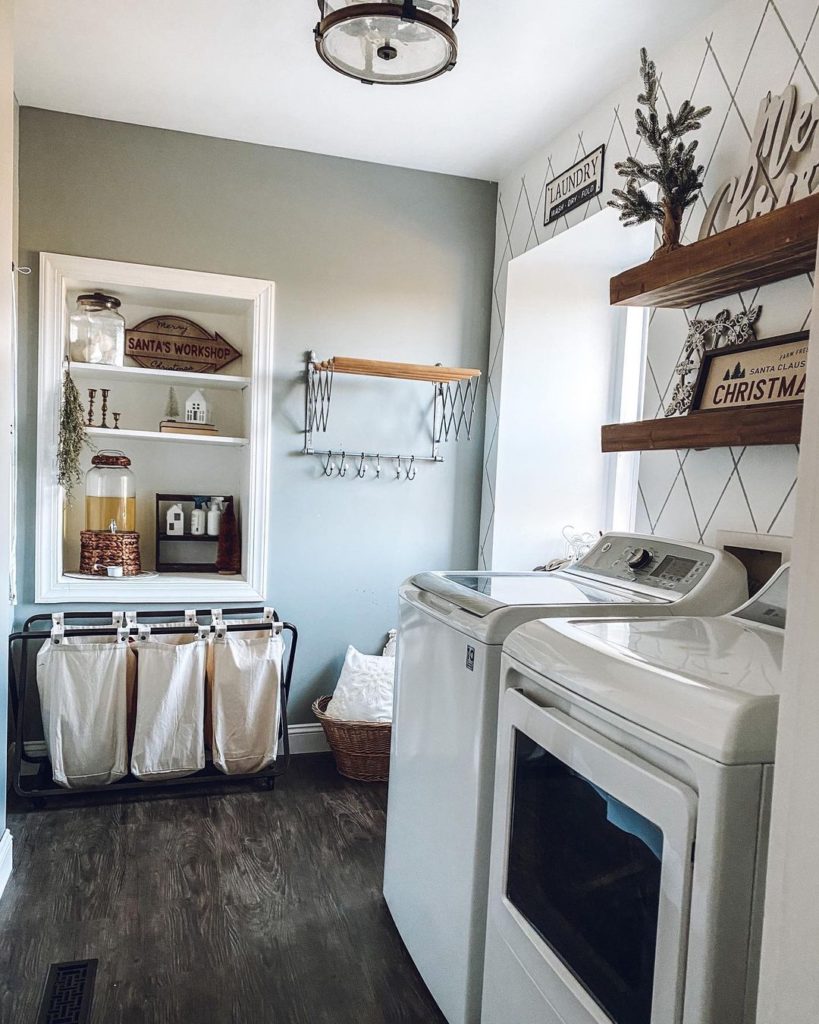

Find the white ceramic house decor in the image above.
[
  {"left": 185, "top": 389, "right": 210, "bottom": 424},
  {"left": 166, "top": 503, "right": 185, "bottom": 537}
]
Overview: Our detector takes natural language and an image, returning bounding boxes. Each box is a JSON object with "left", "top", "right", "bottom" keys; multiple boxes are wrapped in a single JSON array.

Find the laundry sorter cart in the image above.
[{"left": 8, "top": 606, "right": 298, "bottom": 802}]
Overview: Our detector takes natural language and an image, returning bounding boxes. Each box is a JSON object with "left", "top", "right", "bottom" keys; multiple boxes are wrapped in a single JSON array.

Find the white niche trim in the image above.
[{"left": 36, "top": 252, "right": 274, "bottom": 603}]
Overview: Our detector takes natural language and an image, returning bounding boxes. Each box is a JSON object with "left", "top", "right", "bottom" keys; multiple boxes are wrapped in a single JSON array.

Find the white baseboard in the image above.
[
  {"left": 0, "top": 829, "right": 12, "bottom": 901},
  {"left": 24, "top": 723, "right": 328, "bottom": 763},
  {"left": 287, "top": 722, "right": 329, "bottom": 755}
]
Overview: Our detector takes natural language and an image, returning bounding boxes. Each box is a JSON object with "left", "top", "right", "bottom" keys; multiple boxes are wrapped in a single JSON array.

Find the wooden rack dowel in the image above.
[{"left": 317, "top": 356, "right": 481, "bottom": 383}]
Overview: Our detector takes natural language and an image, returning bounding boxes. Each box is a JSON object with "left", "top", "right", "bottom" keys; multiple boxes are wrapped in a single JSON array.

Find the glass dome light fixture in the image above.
[{"left": 314, "top": 1, "right": 459, "bottom": 85}]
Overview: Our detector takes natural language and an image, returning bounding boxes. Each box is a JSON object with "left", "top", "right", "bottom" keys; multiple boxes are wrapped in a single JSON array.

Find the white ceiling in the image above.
[{"left": 14, "top": 0, "right": 725, "bottom": 181}]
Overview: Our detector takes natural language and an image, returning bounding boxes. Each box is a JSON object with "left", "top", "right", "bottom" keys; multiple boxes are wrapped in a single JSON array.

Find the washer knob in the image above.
[{"left": 627, "top": 547, "right": 652, "bottom": 570}]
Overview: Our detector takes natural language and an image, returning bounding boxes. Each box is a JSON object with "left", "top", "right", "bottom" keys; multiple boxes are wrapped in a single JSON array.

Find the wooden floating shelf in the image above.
[
  {"left": 317, "top": 356, "right": 481, "bottom": 383},
  {"left": 70, "top": 361, "right": 251, "bottom": 390},
  {"left": 87, "top": 427, "right": 249, "bottom": 447},
  {"left": 601, "top": 404, "right": 803, "bottom": 453},
  {"left": 610, "top": 193, "right": 819, "bottom": 309}
]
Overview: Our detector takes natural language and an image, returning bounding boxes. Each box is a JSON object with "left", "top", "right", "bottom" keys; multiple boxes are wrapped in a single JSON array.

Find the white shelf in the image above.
[
  {"left": 87, "top": 426, "right": 249, "bottom": 447},
  {"left": 70, "top": 361, "right": 251, "bottom": 390},
  {"left": 55, "top": 571, "right": 262, "bottom": 603},
  {"left": 37, "top": 253, "right": 275, "bottom": 604}
]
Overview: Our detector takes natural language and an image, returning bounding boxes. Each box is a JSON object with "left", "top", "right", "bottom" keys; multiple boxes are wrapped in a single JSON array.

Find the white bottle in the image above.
[
  {"left": 191, "top": 507, "right": 206, "bottom": 536},
  {"left": 207, "top": 497, "right": 225, "bottom": 537}
]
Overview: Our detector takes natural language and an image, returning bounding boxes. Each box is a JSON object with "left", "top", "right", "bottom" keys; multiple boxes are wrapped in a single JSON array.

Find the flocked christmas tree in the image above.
[
  {"left": 609, "top": 48, "right": 711, "bottom": 258},
  {"left": 164, "top": 386, "right": 180, "bottom": 421}
]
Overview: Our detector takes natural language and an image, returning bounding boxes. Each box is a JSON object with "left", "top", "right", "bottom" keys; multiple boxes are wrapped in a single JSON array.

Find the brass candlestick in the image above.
[
  {"left": 87, "top": 389, "right": 96, "bottom": 427},
  {"left": 113, "top": 412, "right": 120, "bottom": 430},
  {"left": 100, "top": 389, "right": 110, "bottom": 429}
]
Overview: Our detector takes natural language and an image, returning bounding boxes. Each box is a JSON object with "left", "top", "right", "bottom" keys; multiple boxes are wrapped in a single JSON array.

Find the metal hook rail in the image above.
[
  {"left": 311, "top": 447, "right": 438, "bottom": 480},
  {"left": 8, "top": 606, "right": 298, "bottom": 803}
]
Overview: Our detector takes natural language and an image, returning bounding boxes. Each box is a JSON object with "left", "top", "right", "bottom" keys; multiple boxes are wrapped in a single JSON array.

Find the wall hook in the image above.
[
  {"left": 395, "top": 456, "right": 402, "bottom": 480},
  {"left": 338, "top": 451, "right": 348, "bottom": 478},
  {"left": 375, "top": 454, "right": 381, "bottom": 479},
  {"left": 322, "top": 451, "right": 335, "bottom": 477},
  {"left": 406, "top": 455, "right": 417, "bottom": 481},
  {"left": 356, "top": 453, "right": 368, "bottom": 479}
]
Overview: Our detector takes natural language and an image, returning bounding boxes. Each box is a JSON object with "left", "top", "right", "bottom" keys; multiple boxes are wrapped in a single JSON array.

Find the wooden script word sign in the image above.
[
  {"left": 125, "top": 316, "right": 241, "bottom": 373},
  {"left": 700, "top": 85, "right": 819, "bottom": 237},
  {"left": 544, "top": 145, "right": 605, "bottom": 225},
  {"left": 693, "top": 332, "right": 808, "bottom": 412}
]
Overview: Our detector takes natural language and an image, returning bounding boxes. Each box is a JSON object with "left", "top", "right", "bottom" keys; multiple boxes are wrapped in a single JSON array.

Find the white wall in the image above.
[
  {"left": 479, "top": 0, "right": 814, "bottom": 566},
  {"left": 0, "top": 0, "right": 14, "bottom": 884},
  {"left": 492, "top": 210, "right": 652, "bottom": 568},
  {"left": 756, "top": 239, "right": 819, "bottom": 1024}
]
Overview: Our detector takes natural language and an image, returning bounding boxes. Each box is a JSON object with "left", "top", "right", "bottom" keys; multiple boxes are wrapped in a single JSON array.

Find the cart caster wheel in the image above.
[
  {"left": 262, "top": 778, "right": 275, "bottom": 791},
  {"left": 29, "top": 797, "right": 47, "bottom": 811}
]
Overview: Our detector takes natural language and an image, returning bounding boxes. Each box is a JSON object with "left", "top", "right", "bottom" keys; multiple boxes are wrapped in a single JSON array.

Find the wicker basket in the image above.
[
  {"left": 79, "top": 530, "right": 142, "bottom": 576},
  {"left": 312, "top": 695, "right": 391, "bottom": 782}
]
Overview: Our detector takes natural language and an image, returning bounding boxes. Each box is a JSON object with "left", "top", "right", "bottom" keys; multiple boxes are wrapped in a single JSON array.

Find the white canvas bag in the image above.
[
  {"left": 210, "top": 628, "right": 284, "bottom": 775},
  {"left": 36, "top": 634, "right": 130, "bottom": 788},
  {"left": 130, "top": 624, "right": 208, "bottom": 781}
]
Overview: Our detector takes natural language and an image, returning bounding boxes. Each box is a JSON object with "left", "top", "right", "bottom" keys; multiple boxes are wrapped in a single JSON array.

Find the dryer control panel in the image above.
[{"left": 568, "top": 534, "right": 715, "bottom": 596}]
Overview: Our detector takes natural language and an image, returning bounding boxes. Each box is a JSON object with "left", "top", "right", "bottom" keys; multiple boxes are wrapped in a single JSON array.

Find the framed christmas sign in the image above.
[
  {"left": 544, "top": 144, "right": 605, "bottom": 225},
  {"left": 692, "top": 331, "right": 808, "bottom": 412}
]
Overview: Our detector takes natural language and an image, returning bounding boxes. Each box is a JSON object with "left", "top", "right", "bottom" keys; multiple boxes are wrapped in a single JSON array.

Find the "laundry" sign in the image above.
[{"left": 544, "top": 145, "right": 605, "bottom": 225}]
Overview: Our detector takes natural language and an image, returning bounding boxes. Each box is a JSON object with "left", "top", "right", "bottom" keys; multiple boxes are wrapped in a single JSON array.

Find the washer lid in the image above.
[
  {"left": 504, "top": 612, "right": 784, "bottom": 764},
  {"left": 411, "top": 571, "right": 661, "bottom": 618}
]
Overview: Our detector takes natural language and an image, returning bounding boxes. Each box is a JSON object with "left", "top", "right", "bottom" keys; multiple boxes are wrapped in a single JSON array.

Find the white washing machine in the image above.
[
  {"left": 383, "top": 533, "right": 747, "bottom": 1024},
  {"left": 482, "top": 566, "right": 789, "bottom": 1024}
]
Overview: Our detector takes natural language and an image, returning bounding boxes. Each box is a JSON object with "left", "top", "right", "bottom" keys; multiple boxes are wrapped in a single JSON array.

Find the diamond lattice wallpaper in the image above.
[{"left": 480, "top": 0, "right": 816, "bottom": 567}]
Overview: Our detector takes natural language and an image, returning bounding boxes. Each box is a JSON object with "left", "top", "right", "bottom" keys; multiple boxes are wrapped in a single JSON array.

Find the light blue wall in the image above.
[{"left": 16, "top": 108, "right": 496, "bottom": 723}]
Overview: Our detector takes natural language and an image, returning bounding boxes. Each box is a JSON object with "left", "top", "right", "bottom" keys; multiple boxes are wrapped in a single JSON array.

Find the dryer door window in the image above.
[
  {"left": 493, "top": 689, "right": 697, "bottom": 1024},
  {"left": 507, "top": 730, "right": 663, "bottom": 1024}
]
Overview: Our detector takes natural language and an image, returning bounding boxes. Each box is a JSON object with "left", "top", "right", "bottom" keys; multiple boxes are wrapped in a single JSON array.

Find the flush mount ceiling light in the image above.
[{"left": 314, "top": 1, "right": 459, "bottom": 85}]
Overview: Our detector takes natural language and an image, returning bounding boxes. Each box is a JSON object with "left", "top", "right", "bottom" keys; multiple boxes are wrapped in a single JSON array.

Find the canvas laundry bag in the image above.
[
  {"left": 130, "top": 627, "right": 208, "bottom": 781},
  {"left": 204, "top": 610, "right": 276, "bottom": 749},
  {"left": 210, "top": 629, "right": 284, "bottom": 775},
  {"left": 36, "top": 637, "right": 131, "bottom": 788}
]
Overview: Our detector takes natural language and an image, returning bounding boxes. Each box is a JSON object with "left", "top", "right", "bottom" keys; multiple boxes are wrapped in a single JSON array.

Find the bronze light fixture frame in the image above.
[{"left": 314, "top": 0, "right": 460, "bottom": 85}]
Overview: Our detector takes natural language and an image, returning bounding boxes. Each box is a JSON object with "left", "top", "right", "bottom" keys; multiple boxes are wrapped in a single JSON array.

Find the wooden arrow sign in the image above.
[{"left": 125, "top": 316, "right": 241, "bottom": 373}]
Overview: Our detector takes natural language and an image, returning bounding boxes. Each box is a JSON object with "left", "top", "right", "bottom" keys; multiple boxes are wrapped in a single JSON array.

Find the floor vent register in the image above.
[{"left": 36, "top": 959, "right": 98, "bottom": 1024}]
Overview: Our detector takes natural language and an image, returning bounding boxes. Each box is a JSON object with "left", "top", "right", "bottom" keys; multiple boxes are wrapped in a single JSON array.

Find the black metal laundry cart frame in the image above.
[{"left": 8, "top": 606, "right": 298, "bottom": 802}]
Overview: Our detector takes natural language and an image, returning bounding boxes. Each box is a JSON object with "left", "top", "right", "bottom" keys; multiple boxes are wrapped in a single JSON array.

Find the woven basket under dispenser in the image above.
[
  {"left": 79, "top": 530, "right": 142, "bottom": 576},
  {"left": 312, "top": 695, "right": 391, "bottom": 782}
]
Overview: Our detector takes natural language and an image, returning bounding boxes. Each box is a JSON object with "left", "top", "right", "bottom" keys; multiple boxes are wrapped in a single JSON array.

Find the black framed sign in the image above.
[
  {"left": 544, "top": 145, "right": 605, "bottom": 225},
  {"left": 692, "top": 331, "right": 808, "bottom": 412}
]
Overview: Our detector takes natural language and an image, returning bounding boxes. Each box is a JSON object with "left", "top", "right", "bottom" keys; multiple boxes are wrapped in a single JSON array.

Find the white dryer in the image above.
[
  {"left": 482, "top": 566, "right": 789, "bottom": 1024},
  {"left": 383, "top": 533, "right": 747, "bottom": 1024}
]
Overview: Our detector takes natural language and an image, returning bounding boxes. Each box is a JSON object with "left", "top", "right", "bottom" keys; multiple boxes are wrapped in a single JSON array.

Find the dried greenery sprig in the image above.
[{"left": 57, "top": 367, "right": 93, "bottom": 503}]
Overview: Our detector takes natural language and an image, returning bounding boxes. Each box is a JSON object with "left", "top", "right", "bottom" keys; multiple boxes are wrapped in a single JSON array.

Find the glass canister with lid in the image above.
[
  {"left": 85, "top": 450, "right": 136, "bottom": 532},
  {"left": 69, "top": 292, "right": 126, "bottom": 365}
]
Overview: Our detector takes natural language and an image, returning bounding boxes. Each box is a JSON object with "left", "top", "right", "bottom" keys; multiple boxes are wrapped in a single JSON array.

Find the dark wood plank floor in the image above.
[{"left": 0, "top": 755, "right": 446, "bottom": 1023}]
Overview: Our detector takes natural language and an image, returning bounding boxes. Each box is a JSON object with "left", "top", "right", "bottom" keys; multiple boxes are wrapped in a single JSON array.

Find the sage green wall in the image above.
[{"left": 17, "top": 107, "right": 496, "bottom": 722}]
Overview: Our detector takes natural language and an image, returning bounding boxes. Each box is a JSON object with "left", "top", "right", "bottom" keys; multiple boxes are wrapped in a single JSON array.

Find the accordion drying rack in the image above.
[
  {"left": 303, "top": 352, "right": 481, "bottom": 479},
  {"left": 8, "top": 605, "right": 298, "bottom": 804}
]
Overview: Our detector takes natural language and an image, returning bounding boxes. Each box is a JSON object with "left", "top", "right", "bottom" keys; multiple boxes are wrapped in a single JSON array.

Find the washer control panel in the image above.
[{"left": 570, "top": 535, "right": 715, "bottom": 595}]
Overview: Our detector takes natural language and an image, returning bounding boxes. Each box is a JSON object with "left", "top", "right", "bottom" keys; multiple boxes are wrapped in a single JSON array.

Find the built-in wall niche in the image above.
[{"left": 36, "top": 253, "right": 274, "bottom": 603}]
